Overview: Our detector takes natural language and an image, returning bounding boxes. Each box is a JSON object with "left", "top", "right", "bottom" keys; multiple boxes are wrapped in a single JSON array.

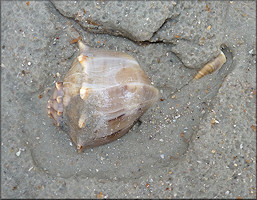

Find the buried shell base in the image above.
[{"left": 47, "top": 41, "right": 159, "bottom": 153}]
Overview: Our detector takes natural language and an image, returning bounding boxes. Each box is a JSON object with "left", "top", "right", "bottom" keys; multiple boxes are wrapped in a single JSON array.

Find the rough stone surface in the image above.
[
  {"left": 51, "top": 0, "right": 177, "bottom": 41},
  {"left": 151, "top": 1, "right": 228, "bottom": 69},
  {"left": 1, "top": 1, "right": 256, "bottom": 199}
]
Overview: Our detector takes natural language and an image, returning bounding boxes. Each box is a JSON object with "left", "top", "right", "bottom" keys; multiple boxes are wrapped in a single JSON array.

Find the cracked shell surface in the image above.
[{"left": 47, "top": 41, "right": 159, "bottom": 152}]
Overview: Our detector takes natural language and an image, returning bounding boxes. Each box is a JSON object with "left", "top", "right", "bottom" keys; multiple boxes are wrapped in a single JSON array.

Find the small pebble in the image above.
[{"left": 207, "top": 25, "right": 212, "bottom": 30}]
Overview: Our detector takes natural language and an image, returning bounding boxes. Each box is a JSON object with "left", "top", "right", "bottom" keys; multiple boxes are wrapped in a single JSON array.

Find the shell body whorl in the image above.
[
  {"left": 47, "top": 41, "right": 159, "bottom": 152},
  {"left": 194, "top": 51, "right": 226, "bottom": 80}
]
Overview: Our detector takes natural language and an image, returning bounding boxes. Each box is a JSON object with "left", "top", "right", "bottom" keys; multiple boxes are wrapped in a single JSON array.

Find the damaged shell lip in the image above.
[
  {"left": 47, "top": 40, "right": 159, "bottom": 153},
  {"left": 75, "top": 125, "right": 131, "bottom": 153}
]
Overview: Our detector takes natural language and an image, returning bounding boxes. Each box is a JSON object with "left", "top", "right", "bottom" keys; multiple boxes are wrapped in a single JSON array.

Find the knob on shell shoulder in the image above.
[{"left": 47, "top": 41, "right": 159, "bottom": 153}]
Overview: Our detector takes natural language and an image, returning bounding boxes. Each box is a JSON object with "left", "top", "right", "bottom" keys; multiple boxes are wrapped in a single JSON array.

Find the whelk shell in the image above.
[
  {"left": 47, "top": 41, "right": 159, "bottom": 153},
  {"left": 194, "top": 50, "right": 226, "bottom": 80}
]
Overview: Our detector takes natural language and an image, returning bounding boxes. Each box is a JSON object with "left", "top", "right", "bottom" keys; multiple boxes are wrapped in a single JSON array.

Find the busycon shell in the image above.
[
  {"left": 194, "top": 51, "right": 226, "bottom": 80},
  {"left": 47, "top": 41, "right": 159, "bottom": 153}
]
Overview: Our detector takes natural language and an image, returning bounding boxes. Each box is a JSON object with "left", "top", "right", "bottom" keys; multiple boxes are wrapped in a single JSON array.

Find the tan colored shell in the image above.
[
  {"left": 47, "top": 41, "right": 159, "bottom": 153},
  {"left": 194, "top": 51, "right": 226, "bottom": 80}
]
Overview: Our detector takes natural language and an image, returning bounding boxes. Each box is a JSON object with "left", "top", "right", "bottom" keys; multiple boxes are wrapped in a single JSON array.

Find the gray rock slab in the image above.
[
  {"left": 1, "top": 1, "right": 256, "bottom": 199},
  {"left": 51, "top": 0, "right": 177, "bottom": 41},
  {"left": 151, "top": 1, "right": 228, "bottom": 69}
]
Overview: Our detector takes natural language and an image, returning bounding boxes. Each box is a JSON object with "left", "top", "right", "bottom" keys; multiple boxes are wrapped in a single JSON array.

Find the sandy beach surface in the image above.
[{"left": 1, "top": 1, "right": 256, "bottom": 198}]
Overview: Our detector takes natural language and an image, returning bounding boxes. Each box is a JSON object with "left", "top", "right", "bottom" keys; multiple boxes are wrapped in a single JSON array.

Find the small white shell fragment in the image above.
[
  {"left": 28, "top": 166, "right": 34, "bottom": 171},
  {"left": 16, "top": 150, "right": 21, "bottom": 157},
  {"left": 15, "top": 148, "right": 25, "bottom": 157},
  {"left": 174, "top": 114, "right": 181, "bottom": 119}
]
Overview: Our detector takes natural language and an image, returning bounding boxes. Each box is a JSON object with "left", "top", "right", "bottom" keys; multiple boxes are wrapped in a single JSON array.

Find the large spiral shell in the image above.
[
  {"left": 47, "top": 41, "right": 159, "bottom": 153},
  {"left": 194, "top": 51, "right": 226, "bottom": 80}
]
